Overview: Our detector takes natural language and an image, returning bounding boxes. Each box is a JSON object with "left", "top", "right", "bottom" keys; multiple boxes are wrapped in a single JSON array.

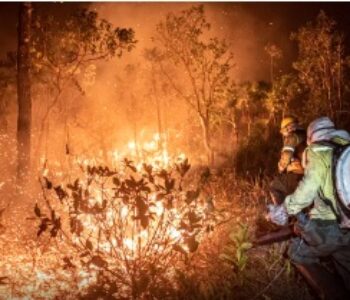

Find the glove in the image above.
[
  {"left": 266, "top": 204, "right": 288, "bottom": 226},
  {"left": 296, "top": 212, "right": 308, "bottom": 226}
]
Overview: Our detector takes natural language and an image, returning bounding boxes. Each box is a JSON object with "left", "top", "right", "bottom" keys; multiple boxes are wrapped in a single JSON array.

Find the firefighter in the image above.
[
  {"left": 268, "top": 117, "right": 350, "bottom": 299},
  {"left": 269, "top": 116, "right": 306, "bottom": 205}
]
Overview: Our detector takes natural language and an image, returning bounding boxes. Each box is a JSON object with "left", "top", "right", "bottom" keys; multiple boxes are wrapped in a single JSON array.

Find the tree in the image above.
[
  {"left": 31, "top": 9, "right": 136, "bottom": 162},
  {"left": 0, "top": 52, "right": 16, "bottom": 135},
  {"left": 119, "top": 63, "right": 144, "bottom": 158},
  {"left": 143, "top": 48, "right": 166, "bottom": 152},
  {"left": 264, "top": 43, "right": 282, "bottom": 86},
  {"left": 154, "top": 5, "right": 234, "bottom": 165},
  {"left": 265, "top": 74, "right": 306, "bottom": 124},
  {"left": 17, "top": 2, "right": 33, "bottom": 184},
  {"left": 291, "top": 11, "right": 348, "bottom": 122}
]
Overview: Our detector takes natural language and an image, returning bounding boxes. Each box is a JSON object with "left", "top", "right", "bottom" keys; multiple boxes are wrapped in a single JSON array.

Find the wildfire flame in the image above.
[{"left": 28, "top": 130, "right": 213, "bottom": 298}]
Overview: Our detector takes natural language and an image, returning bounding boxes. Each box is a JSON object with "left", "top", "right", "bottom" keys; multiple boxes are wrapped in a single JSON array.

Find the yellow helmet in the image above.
[{"left": 280, "top": 117, "right": 297, "bottom": 131}]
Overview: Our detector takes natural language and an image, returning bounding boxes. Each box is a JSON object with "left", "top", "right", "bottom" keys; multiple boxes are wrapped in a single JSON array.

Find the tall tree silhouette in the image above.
[{"left": 17, "top": 2, "right": 33, "bottom": 184}]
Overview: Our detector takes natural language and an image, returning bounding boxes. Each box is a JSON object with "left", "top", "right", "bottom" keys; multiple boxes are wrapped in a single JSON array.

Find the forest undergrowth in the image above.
[{"left": 0, "top": 166, "right": 314, "bottom": 300}]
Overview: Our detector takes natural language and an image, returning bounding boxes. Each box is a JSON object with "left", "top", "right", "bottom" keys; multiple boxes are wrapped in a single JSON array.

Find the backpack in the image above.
[
  {"left": 314, "top": 140, "right": 350, "bottom": 228},
  {"left": 332, "top": 142, "right": 350, "bottom": 228}
]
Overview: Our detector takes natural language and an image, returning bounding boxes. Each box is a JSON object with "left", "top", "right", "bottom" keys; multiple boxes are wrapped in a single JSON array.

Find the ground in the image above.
[{"left": 0, "top": 169, "right": 314, "bottom": 300}]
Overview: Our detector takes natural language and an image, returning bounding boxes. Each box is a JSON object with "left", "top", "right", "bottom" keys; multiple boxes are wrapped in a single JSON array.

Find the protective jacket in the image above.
[
  {"left": 282, "top": 118, "right": 350, "bottom": 291},
  {"left": 285, "top": 137, "right": 349, "bottom": 220},
  {"left": 278, "top": 129, "right": 306, "bottom": 174}
]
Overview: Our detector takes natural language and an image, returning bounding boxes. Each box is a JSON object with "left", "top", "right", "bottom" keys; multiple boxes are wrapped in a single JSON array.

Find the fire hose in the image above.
[{"left": 251, "top": 214, "right": 349, "bottom": 299}]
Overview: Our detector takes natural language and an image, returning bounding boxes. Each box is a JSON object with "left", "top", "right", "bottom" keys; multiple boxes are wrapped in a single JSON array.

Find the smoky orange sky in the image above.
[
  {"left": 93, "top": 2, "right": 288, "bottom": 82},
  {"left": 1, "top": 2, "right": 350, "bottom": 82},
  {"left": 0, "top": 2, "right": 350, "bottom": 170}
]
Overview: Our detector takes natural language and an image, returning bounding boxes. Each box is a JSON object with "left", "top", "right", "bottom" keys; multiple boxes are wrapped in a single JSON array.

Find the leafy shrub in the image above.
[
  {"left": 219, "top": 223, "right": 252, "bottom": 286},
  {"left": 35, "top": 158, "right": 218, "bottom": 298}
]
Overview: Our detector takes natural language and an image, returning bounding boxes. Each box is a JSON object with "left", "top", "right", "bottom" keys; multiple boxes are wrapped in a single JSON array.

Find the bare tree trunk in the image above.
[
  {"left": 17, "top": 2, "right": 32, "bottom": 185},
  {"left": 130, "top": 95, "right": 140, "bottom": 159},
  {"left": 0, "top": 93, "right": 8, "bottom": 135},
  {"left": 229, "top": 112, "right": 238, "bottom": 155},
  {"left": 133, "top": 120, "right": 139, "bottom": 158},
  {"left": 246, "top": 107, "right": 252, "bottom": 139},
  {"left": 270, "top": 56, "right": 274, "bottom": 86},
  {"left": 151, "top": 65, "right": 163, "bottom": 151},
  {"left": 163, "top": 97, "right": 169, "bottom": 153},
  {"left": 199, "top": 114, "right": 214, "bottom": 165},
  {"left": 337, "top": 45, "right": 342, "bottom": 121}
]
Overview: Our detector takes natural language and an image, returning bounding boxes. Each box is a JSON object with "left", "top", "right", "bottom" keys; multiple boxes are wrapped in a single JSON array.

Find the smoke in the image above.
[
  {"left": 3, "top": 2, "right": 349, "bottom": 168},
  {"left": 90, "top": 2, "right": 298, "bottom": 83},
  {"left": 68, "top": 2, "right": 294, "bottom": 164}
]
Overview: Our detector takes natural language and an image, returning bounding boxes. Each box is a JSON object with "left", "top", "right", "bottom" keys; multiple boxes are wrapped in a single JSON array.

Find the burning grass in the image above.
[
  {"left": 0, "top": 142, "right": 313, "bottom": 299},
  {"left": 33, "top": 156, "right": 224, "bottom": 298}
]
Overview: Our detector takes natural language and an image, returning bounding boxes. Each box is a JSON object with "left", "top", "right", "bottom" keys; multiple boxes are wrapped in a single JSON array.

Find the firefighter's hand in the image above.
[
  {"left": 278, "top": 162, "right": 286, "bottom": 173},
  {"left": 266, "top": 204, "right": 288, "bottom": 226}
]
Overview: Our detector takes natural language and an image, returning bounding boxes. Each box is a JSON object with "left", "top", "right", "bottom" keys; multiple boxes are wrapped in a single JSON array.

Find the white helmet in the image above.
[{"left": 307, "top": 117, "right": 335, "bottom": 145}]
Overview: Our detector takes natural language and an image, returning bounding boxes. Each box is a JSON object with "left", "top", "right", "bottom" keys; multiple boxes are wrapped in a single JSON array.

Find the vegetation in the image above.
[
  {"left": 35, "top": 158, "right": 222, "bottom": 298},
  {"left": 154, "top": 5, "right": 235, "bottom": 165},
  {"left": 0, "top": 3, "right": 349, "bottom": 299}
]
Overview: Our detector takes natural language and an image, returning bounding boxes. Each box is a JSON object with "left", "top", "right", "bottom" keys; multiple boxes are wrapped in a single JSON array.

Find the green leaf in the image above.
[
  {"left": 236, "top": 250, "right": 242, "bottom": 262},
  {"left": 241, "top": 242, "right": 253, "bottom": 250}
]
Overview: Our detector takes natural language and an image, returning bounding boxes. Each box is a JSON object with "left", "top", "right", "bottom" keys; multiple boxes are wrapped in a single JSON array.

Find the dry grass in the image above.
[
  {"left": 172, "top": 171, "right": 314, "bottom": 300},
  {"left": 0, "top": 169, "right": 314, "bottom": 300}
]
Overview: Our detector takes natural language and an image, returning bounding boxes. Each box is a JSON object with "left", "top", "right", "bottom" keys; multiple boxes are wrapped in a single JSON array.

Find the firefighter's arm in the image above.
[
  {"left": 278, "top": 148, "right": 294, "bottom": 173},
  {"left": 278, "top": 135, "right": 299, "bottom": 173},
  {"left": 284, "top": 149, "right": 324, "bottom": 215}
]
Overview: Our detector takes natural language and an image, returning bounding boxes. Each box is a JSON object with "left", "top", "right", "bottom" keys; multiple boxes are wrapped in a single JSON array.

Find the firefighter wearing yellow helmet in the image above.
[{"left": 269, "top": 116, "right": 306, "bottom": 205}]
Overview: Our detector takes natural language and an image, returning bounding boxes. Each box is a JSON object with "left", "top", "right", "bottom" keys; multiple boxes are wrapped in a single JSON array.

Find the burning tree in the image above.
[
  {"left": 154, "top": 5, "right": 235, "bottom": 165},
  {"left": 35, "top": 157, "right": 218, "bottom": 298},
  {"left": 30, "top": 8, "right": 136, "bottom": 165}
]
